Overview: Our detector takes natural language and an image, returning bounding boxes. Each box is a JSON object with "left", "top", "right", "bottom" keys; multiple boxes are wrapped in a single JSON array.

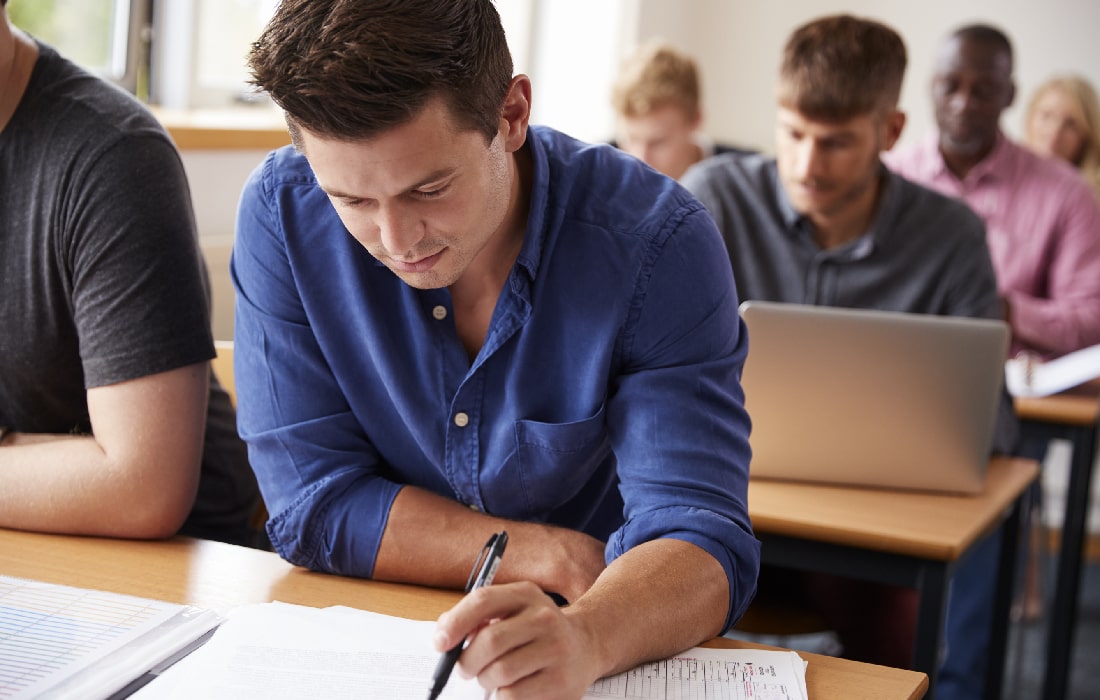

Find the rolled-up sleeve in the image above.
[
  {"left": 232, "top": 157, "right": 398, "bottom": 577},
  {"left": 604, "top": 204, "right": 760, "bottom": 632}
]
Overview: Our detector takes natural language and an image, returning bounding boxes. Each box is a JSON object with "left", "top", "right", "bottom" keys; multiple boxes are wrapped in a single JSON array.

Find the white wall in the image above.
[
  {"left": 181, "top": 150, "right": 268, "bottom": 341},
  {"left": 620, "top": 0, "right": 1100, "bottom": 154}
]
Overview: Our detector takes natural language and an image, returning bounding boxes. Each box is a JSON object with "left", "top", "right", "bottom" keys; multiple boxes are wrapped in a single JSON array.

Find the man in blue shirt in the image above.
[{"left": 235, "top": 1, "right": 759, "bottom": 696}]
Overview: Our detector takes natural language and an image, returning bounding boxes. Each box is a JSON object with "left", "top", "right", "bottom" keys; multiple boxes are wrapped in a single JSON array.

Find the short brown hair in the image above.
[
  {"left": 248, "top": 0, "right": 513, "bottom": 145},
  {"left": 611, "top": 40, "right": 701, "bottom": 121},
  {"left": 778, "top": 14, "right": 907, "bottom": 121}
]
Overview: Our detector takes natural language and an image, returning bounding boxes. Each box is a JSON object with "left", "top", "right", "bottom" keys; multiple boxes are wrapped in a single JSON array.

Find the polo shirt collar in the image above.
[{"left": 772, "top": 159, "right": 892, "bottom": 261}]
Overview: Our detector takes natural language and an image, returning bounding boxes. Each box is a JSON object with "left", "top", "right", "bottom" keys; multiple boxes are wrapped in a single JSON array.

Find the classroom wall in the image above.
[
  {"left": 181, "top": 150, "right": 268, "bottom": 341},
  {"left": 627, "top": 0, "right": 1100, "bottom": 153}
]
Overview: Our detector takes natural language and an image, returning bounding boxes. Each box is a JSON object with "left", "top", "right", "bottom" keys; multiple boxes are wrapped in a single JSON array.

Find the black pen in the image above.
[{"left": 427, "top": 530, "right": 508, "bottom": 700}]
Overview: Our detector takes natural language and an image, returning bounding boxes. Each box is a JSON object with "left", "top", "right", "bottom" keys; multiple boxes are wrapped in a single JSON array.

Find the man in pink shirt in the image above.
[
  {"left": 887, "top": 24, "right": 1100, "bottom": 359},
  {"left": 888, "top": 23, "right": 1100, "bottom": 700}
]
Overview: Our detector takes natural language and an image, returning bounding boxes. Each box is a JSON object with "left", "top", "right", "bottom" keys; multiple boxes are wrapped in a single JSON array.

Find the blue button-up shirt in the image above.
[{"left": 233, "top": 125, "right": 760, "bottom": 630}]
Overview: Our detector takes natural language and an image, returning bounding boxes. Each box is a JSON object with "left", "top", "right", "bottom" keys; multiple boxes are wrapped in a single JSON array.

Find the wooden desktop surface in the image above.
[
  {"left": 0, "top": 529, "right": 927, "bottom": 700},
  {"left": 1014, "top": 380, "right": 1100, "bottom": 426},
  {"left": 749, "top": 456, "right": 1039, "bottom": 561}
]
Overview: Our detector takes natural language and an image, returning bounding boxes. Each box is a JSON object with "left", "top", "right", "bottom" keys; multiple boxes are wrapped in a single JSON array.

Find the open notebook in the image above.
[{"left": 739, "top": 301, "right": 1009, "bottom": 494}]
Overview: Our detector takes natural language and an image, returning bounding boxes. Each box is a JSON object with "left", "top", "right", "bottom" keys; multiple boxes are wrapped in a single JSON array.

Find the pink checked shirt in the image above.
[{"left": 886, "top": 132, "right": 1100, "bottom": 357}]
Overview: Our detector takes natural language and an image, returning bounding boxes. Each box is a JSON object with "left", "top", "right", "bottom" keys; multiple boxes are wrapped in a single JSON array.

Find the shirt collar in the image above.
[
  {"left": 512, "top": 127, "right": 549, "bottom": 283},
  {"left": 931, "top": 129, "right": 1010, "bottom": 184},
  {"left": 771, "top": 159, "right": 889, "bottom": 260},
  {"left": 961, "top": 130, "right": 1011, "bottom": 183}
]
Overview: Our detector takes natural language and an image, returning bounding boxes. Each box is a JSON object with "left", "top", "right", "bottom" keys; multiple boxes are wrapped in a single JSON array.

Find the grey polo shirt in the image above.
[
  {"left": 681, "top": 152, "right": 1018, "bottom": 453},
  {"left": 681, "top": 152, "right": 1001, "bottom": 320}
]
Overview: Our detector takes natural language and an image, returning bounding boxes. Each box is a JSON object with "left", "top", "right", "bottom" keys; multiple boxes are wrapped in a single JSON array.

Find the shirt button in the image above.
[
  {"left": 432, "top": 305, "right": 447, "bottom": 320},
  {"left": 454, "top": 412, "right": 469, "bottom": 427},
  {"left": 469, "top": 504, "right": 481, "bottom": 512}
]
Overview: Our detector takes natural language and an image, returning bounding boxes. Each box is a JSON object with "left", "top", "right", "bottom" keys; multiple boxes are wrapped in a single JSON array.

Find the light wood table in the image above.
[
  {"left": 1015, "top": 383, "right": 1100, "bottom": 700},
  {"left": 0, "top": 528, "right": 927, "bottom": 700},
  {"left": 749, "top": 456, "right": 1039, "bottom": 700}
]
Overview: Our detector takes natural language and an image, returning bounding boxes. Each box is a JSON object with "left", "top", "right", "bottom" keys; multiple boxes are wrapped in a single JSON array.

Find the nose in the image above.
[
  {"left": 947, "top": 88, "right": 978, "bottom": 117},
  {"left": 375, "top": 203, "right": 422, "bottom": 257},
  {"left": 793, "top": 140, "right": 823, "bottom": 182}
]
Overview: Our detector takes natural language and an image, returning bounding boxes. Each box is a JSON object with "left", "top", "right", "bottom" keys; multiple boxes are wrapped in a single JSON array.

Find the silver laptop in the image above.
[{"left": 739, "top": 301, "right": 1009, "bottom": 494}]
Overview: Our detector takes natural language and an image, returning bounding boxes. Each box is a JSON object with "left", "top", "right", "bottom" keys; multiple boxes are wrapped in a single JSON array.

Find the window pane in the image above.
[
  {"left": 7, "top": 0, "right": 121, "bottom": 79},
  {"left": 193, "top": 0, "right": 278, "bottom": 101}
]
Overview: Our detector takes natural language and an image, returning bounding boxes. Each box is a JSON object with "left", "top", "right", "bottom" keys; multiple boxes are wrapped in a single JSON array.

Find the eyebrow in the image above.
[{"left": 320, "top": 167, "right": 457, "bottom": 200}]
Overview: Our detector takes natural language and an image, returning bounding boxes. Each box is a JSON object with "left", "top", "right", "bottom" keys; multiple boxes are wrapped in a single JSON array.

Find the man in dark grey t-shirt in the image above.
[
  {"left": 0, "top": 3, "right": 262, "bottom": 547},
  {"left": 682, "top": 15, "right": 1015, "bottom": 700}
]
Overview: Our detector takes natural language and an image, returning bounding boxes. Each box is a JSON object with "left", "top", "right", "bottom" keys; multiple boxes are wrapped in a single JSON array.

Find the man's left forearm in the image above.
[{"left": 563, "top": 537, "right": 730, "bottom": 679}]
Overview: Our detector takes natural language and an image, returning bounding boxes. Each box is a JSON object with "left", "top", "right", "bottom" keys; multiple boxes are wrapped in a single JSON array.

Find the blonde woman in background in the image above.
[{"left": 1025, "top": 74, "right": 1100, "bottom": 199}]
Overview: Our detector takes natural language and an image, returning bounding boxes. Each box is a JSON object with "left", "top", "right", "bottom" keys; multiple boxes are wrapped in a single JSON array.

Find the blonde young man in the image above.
[{"left": 611, "top": 40, "right": 749, "bottom": 179}]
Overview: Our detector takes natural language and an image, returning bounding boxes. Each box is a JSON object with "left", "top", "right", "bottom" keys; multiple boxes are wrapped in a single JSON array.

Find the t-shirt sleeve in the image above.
[{"left": 66, "top": 134, "right": 214, "bottom": 387}]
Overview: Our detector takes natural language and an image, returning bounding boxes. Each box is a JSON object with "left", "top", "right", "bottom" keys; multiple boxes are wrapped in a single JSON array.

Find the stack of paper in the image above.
[
  {"left": 133, "top": 601, "right": 809, "bottom": 699},
  {"left": 0, "top": 575, "right": 221, "bottom": 700},
  {"left": 1005, "top": 344, "right": 1100, "bottom": 397}
]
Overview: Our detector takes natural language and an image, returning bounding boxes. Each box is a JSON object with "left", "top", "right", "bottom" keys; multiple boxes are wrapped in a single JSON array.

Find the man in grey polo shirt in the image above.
[{"left": 682, "top": 14, "right": 1015, "bottom": 699}]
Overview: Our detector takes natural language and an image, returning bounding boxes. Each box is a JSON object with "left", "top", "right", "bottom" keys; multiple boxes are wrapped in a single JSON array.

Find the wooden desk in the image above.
[
  {"left": 0, "top": 529, "right": 928, "bottom": 700},
  {"left": 749, "top": 457, "right": 1039, "bottom": 700},
  {"left": 1015, "top": 383, "right": 1100, "bottom": 700}
]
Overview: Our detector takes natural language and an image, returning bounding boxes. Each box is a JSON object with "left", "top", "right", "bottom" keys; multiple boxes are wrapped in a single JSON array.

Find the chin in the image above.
[{"left": 942, "top": 134, "right": 988, "bottom": 157}]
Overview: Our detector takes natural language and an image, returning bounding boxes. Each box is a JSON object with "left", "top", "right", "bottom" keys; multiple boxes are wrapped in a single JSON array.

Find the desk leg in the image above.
[
  {"left": 913, "top": 562, "right": 949, "bottom": 698},
  {"left": 1043, "top": 423, "right": 1097, "bottom": 700},
  {"left": 986, "top": 494, "right": 1023, "bottom": 700}
]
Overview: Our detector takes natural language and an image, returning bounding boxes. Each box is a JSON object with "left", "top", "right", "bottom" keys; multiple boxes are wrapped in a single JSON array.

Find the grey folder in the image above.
[{"left": 739, "top": 301, "right": 1009, "bottom": 494}]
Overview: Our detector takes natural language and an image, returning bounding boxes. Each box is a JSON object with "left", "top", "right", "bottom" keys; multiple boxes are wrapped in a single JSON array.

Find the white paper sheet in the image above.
[
  {"left": 1006, "top": 344, "right": 1100, "bottom": 397},
  {"left": 131, "top": 602, "right": 485, "bottom": 699},
  {"left": 134, "top": 601, "right": 808, "bottom": 700}
]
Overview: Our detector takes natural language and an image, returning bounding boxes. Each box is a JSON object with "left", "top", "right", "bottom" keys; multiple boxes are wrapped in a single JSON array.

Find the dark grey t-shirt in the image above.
[
  {"left": 682, "top": 152, "right": 1018, "bottom": 452},
  {"left": 0, "top": 42, "right": 262, "bottom": 545}
]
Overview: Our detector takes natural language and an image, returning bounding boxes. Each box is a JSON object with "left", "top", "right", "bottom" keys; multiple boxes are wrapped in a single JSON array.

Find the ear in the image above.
[
  {"left": 881, "top": 109, "right": 907, "bottom": 151},
  {"left": 1006, "top": 80, "right": 1017, "bottom": 110},
  {"left": 688, "top": 108, "right": 703, "bottom": 132},
  {"left": 500, "top": 74, "right": 532, "bottom": 153}
]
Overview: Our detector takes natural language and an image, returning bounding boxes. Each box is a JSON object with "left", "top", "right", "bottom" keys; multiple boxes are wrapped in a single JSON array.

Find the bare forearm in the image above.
[
  {"left": 565, "top": 538, "right": 730, "bottom": 678},
  {"left": 0, "top": 364, "right": 207, "bottom": 539},
  {"left": 0, "top": 432, "right": 196, "bottom": 537},
  {"left": 375, "top": 486, "right": 606, "bottom": 600}
]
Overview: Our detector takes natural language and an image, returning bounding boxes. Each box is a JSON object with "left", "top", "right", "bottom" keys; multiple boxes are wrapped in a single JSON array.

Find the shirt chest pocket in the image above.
[{"left": 511, "top": 404, "right": 611, "bottom": 518}]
